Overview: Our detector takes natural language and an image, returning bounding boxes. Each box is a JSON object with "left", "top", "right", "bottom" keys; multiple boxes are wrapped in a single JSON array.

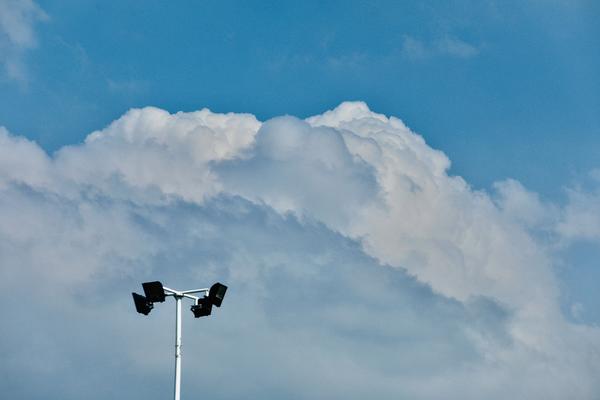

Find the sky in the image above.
[{"left": 1, "top": 1, "right": 600, "bottom": 399}]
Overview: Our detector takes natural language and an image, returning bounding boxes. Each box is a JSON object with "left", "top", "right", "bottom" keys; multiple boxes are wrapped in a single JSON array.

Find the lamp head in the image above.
[
  {"left": 132, "top": 292, "right": 154, "bottom": 315},
  {"left": 208, "top": 282, "right": 227, "bottom": 307},
  {"left": 142, "top": 281, "right": 166, "bottom": 303},
  {"left": 191, "top": 296, "right": 212, "bottom": 318}
]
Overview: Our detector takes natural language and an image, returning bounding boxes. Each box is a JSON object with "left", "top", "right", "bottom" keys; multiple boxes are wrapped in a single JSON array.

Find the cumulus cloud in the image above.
[
  {"left": 1, "top": 102, "right": 599, "bottom": 399},
  {"left": 217, "top": 115, "right": 378, "bottom": 229},
  {"left": 0, "top": 0, "right": 47, "bottom": 82}
]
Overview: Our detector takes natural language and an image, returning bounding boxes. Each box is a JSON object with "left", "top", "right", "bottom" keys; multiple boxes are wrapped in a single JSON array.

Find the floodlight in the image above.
[
  {"left": 142, "top": 281, "right": 166, "bottom": 302},
  {"left": 132, "top": 281, "right": 228, "bottom": 400},
  {"left": 132, "top": 292, "right": 154, "bottom": 315},
  {"left": 190, "top": 296, "right": 213, "bottom": 318},
  {"left": 208, "top": 282, "right": 227, "bottom": 307}
]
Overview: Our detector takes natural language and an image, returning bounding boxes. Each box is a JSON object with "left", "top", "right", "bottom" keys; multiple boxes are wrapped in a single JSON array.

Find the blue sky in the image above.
[{"left": 1, "top": 1, "right": 600, "bottom": 399}]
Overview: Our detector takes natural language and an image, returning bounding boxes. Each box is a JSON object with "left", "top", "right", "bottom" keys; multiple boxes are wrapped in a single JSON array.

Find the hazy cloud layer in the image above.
[{"left": 1, "top": 103, "right": 599, "bottom": 399}]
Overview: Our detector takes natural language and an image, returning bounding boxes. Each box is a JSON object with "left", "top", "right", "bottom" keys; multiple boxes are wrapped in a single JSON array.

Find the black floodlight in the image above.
[
  {"left": 190, "top": 297, "right": 212, "bottom": 318},
  {"left": 142, "top": 281, "right": 166, "bottom": 302},
  {"left": 208, "top": 282, "right": 227, "bottom": 307},
  {"left": 132, "top": 292, "right": 154, "bottom": 315}
]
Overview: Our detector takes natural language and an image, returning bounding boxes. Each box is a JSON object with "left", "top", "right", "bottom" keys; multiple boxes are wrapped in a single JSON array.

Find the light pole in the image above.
[{"left": 132, "top": 281, "right": 228, "bottom": 400}]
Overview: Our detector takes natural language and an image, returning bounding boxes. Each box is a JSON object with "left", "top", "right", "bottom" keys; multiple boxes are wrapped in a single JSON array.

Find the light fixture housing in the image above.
[
  {"left": 142, "top": 281, "right": 166, "bottom": 302},
  {"left": 208, "top": 282, "right": 227, "bottom": 307},
  {"left": 190, "top": 296, "right": 213, "bottom": 318},
  {"left": 132, "top": 292, "right": 154, "bottom": 315}
]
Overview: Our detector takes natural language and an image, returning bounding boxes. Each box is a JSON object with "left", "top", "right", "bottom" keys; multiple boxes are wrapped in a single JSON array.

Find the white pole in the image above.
[{"left": 174, "top": 295, "right": 182, "bottom": 400}]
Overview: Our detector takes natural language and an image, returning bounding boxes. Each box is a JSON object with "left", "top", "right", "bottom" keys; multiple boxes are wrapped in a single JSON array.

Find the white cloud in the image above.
[
  {"left": 436, "top": 36, "right": 479, "bottom": 58},
  {"left": 55, "top": 106, "right": 261, "bottom": 204},
  {"left": 401, "top": 35, "right": 429, "bottom": 60},
  {"left": 106, "top": 78, "right": 149, "bottom": 95},
  {"left": 0, "top": 0, "right": 47, "bottom": 82},
  {"left": 402, "top": 35, "right": 479, "bottom": 60},
  {"left": 1, "top": 102, "right": 600, "bottom": 398},
  {"left": 557, "top": 185, "right": 600, "bottom": 243},
  {"left": 493, "top": 179, "right": 556, "bottom": 228}
]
